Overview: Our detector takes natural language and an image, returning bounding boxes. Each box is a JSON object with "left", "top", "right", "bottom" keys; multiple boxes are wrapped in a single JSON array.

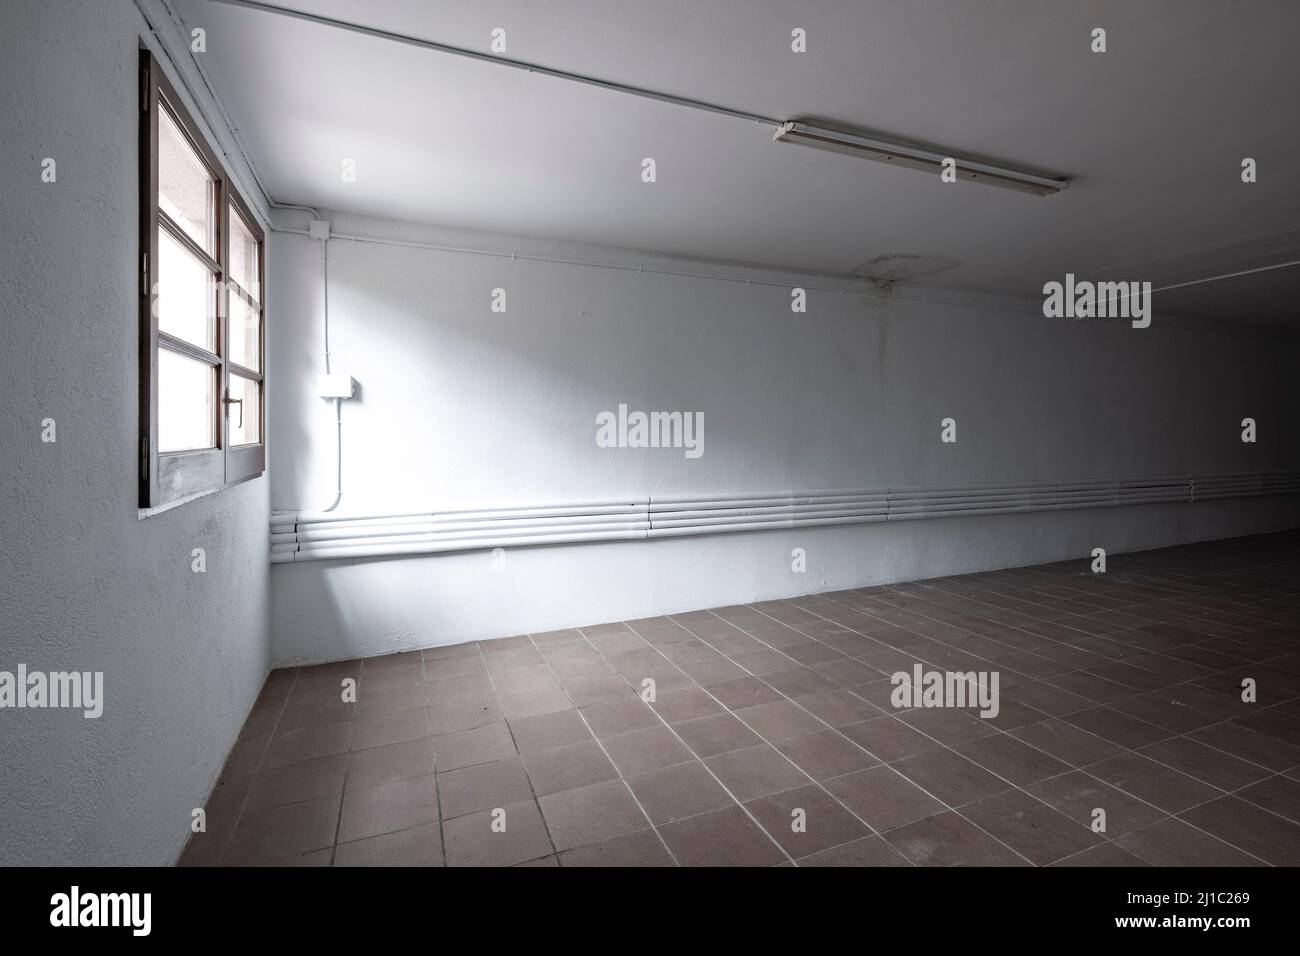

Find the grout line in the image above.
[
  {"left": 476, "top": 641, "right": 563, "bottom": 867},
  {"left": 568, "top": 626, "right": 798, "bottom": 866},
  {"left": 523, "top": 632, "right": 682, "bottom": 867},
  {"left": 625, "top": 622, "right": 914, "bottom": 861},
  {"left": 559, "top": 590, "right": 1289, "bottom": 868},
  {"left": 1047, "top": 841, "right": 1123, "bottom": 866},
  {"left": 536, "top": 554, "right": 1295, "bottom": 867},
  {"left": 791, "top": 599, "right": 1277, "bottom": 863},
  {"left": 421, "top": 648, "right": 451, "bottom": 868},
  {"left": 580, "top": 624, "right": 881, "bottom": 867},
  {"left": 215, "top": 667, "right": 299, "bottom": 866},
  {"left": 217, "top": 535, "right": 1300, "bottom": 867},
  {"left": 690, "top": 609, "right": 1041, "bottom": 866},
  {"left": 778, "top": 580, "right": 1286, "bottom": 864}
]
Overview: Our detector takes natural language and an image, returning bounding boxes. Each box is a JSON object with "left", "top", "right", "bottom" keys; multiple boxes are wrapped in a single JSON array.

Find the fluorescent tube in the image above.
[{"left": 773, "top": 121, "right": 1069, "bottom": 196}]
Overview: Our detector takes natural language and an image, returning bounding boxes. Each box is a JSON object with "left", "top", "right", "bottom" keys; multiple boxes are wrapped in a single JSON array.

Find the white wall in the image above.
[
  {"left": 268, "top": 212, "right": 1300, "bottom": 664},
  {"left": 0, "top": 0, "right": 271, "bottom": 865}
]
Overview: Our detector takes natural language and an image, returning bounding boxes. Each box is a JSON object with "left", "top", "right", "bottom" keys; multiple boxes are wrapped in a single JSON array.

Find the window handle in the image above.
[{"left": 223, "top": 393, "right": 243, "bottom": 428}]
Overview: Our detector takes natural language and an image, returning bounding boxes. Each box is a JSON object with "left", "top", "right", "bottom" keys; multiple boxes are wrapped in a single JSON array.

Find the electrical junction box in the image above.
[
  {"left": 316, "top": 373, "right": 354, "bottom": 399},
  {"left": 308, "top": 219, "right": 331, "bottom": 240}
]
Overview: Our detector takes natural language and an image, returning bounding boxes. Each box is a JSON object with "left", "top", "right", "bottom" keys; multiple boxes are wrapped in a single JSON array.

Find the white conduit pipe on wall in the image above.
[{"left": 269, "top": 470, "right": 1300, "bottom": 564}]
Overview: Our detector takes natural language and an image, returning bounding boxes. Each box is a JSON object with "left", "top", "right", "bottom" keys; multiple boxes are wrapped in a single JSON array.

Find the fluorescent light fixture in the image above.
[{"left": 773, "top": 121, "right": 1068, "bottom": 196}]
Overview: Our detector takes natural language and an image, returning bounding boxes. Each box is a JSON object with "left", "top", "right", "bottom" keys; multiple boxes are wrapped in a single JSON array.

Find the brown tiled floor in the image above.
[{"left": 183, "top": 530, "right": 1300, "bottom": 866}]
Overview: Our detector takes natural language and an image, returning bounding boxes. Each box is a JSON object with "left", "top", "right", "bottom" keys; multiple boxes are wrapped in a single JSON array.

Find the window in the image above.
[{"left": 139, "top": 51, "right": 264, "bottom": 508}]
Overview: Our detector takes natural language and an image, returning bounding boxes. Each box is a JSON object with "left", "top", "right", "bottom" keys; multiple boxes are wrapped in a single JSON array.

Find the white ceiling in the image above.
[{"left": 174, "top": 0, "right": 1300, "bottom": 325}]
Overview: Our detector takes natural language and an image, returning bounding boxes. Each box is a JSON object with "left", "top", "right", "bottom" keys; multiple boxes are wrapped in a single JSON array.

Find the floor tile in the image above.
[
  {"left": 1061, "top": 706, "right": 1173, "bottom": 750},
  {"left": 245, "top": 754, "right": 349, "bottom": 811},
  {"left": 1179, "top": 796, "right": 1300, "bottom": 866},
  {"left": 884, "top": 811, "right": 1028, "bottom": 866},
  {"left": 704, "top": 676, "right": 785, "bottom": 710},
  {"left": 213, "top": 533, "right": 1300, "bottom": 867},
  {"left": 339, "top": 773, "right": 439, "bottom": 843},
  {"left": 733, "top": 699, "right": 827, "bottom": 742},
  {"left": 179, "top": 772, "right": 252, "bottom": 866},
  {"left": 634, "top": 665, "right": 697, "bottom": 694},
  {"left": 1137, "top": 736, "right": 1273, "bottom": 791},
  {"left": 252, "top": 849, "right": 334, "bottom": 867},
  {"left": 276, "top": 699, "right": 354, "bottom": 732},
  {"left": 333, "top": 823, "right": 444, "bottom": 866},
  {"left": 839, "top": 716, "right": 941, "bottom": 763},
  {"left": 1047, "top": 842, "right": 1148, "bottom": 867},
  {"left": 522, "top": 739, "right": 618, "bottom": 796},
  {"left": 561, "top": 675, "right": 638, "bottom": 707},
  {"left": 792, "top": 688, "right": 883, "bottom": 727},
  {"left": 579, "top": 699, "right": 661, "bottom": 738},
  {"left": 356, "top": 683, "right": 426, "bottom": 719},
  {"left": 744, "top": 784, "right": 872, "bottom": 857},
  {"left": 824, "top": 765, "right": 946, "bottom": 832},
  {"left": 649, "top": 686, "right": 725, "bottom": 723},
  {"left": 962, "top": 790, "right": 1102, "bottom": 865},
  {"left": 346, "top": 737, "right": 436, "bottom": 790},
  {"left": 1188, "top": 721, "right": 1300, "bottom": 771},
  {"left": 1004, "top": 680, "right": 1095, "bottom": 717},
  {"left": 1087, "top": 752, "right": 1221, "bottom": 814},
  {"left": 443, "top": 800, "right": 554, "bottom": 867},
  {"left": 1110, "top": 691, "right": 1224, "bottom": 734},
  {"left": 438, "top": 757, "right": 534, "bottom": 819},
  {"left": 558, "top": 829, "right": 675, "bottom": 866},
  {"left": 428, "top": 722, "right": 515, "bottom": 772},
  {"left": 738, "top": 647, "right": 806, "bottom": 676},
  {"left": 1116, "top": 817, "right": 1265, "bottom": 867},
  {"left": 601, "top": 725, "right": 695, "bottom": 776},
  {"left": 424, "top": 641, "right": 482, "bottom": 660},
  {"left": 776, "top": 729, "right": 878, "bottom": 780},
  {"left": 797, "top": 836, "right": 910, "bottom": 866},
  {"left": 671, "top": 713, "right": 763, "bottom": 757},
  {"left": 424, "top": 656, "right": 486, "bottom": 682},
  {"left": 953, "top": 734, "right": 1073, "bottom": 786},
  {"left": 538, "top": 780, "right": 649, "bottom": 851},
  {"left": 1026, "top": 770, "right": 1166, "bottom": 837},
  {"left": 507, "top": 709, "right": 593, "bottom": 754},
  {"left": 703, "top": 744, "right": 812, "bottom": 802},
  {"left": 261, "top": 722, "right": 354, "bottom": 770},
  {"left": 431, "top": 697, "right": 501, "bottom": 738},
  {"left": 498, "top": 685, "right": 574, "bottom": 720},
  {"left": 1044, "top": 671, "right": 1137, "bottom": 705},
  {"left": 353, "top": 707, "right": 431, "bottom": 750},
  {"left": 625, "top": 761, "right": 734, "bottom": 824},
  {"left": 222, "top": 794, "right": 342, "bottom": 865},
  {"left": 1236, "top": 774, "right": 1300, "bottom": 823},
  {"left": 657, "top": 806, "right": 787, "bottom": 867},
  {"left": 1008, "top": 718, "right": 1122, "bottom": 767},
  {"left": 425, "top": 674, "right": 495, "bottom": 707},
  {"left": 760, "top": 666, "right": 838, "bottom": 698},
  {"left": 890, "top": 748, "right": 1011, "bottom": 808}
]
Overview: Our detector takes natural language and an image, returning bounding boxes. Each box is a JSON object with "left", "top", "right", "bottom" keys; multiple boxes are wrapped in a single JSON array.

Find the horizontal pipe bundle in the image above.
[{"left": 269, "top": 470, "right": 1300, "bottom": 564}]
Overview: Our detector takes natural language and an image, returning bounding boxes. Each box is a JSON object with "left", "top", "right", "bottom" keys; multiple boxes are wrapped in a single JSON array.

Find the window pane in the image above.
[
  {"left": 228, "top": 374, "right": 261, "bottom": 446},
  {"left": 158, "top": 106, "right": 215, "bottom": 254},
  {"left": 229, "top": 205, "right": 260, "bottom": 302},
  {"left": 229, "top": 292, "right": 261, "bottom": 372},
  {"left": 158, "top": 348, "right": 215, "bottom": 452},
  {"left": 157, "top": 227, "right": 216, "bottom": 351}
]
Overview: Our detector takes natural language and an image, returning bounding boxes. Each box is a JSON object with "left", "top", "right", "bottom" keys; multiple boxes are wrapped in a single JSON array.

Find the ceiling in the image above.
[{"left": 173, "top": 0, "right": 1300, "bottom": 326}]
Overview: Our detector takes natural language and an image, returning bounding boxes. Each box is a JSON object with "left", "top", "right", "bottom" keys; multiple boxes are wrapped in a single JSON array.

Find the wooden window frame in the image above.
[{"left": 139, "top": 50, "right": 265, "bottom": 509}]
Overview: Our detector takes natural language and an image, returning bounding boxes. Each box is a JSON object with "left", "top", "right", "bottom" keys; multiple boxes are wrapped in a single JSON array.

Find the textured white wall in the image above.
[
  {"left": 0, "top": 1, "right": 271, "bottom": 865},
  {"left": 268, "top": 213, "right": 1300, "bottom": 664}
]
